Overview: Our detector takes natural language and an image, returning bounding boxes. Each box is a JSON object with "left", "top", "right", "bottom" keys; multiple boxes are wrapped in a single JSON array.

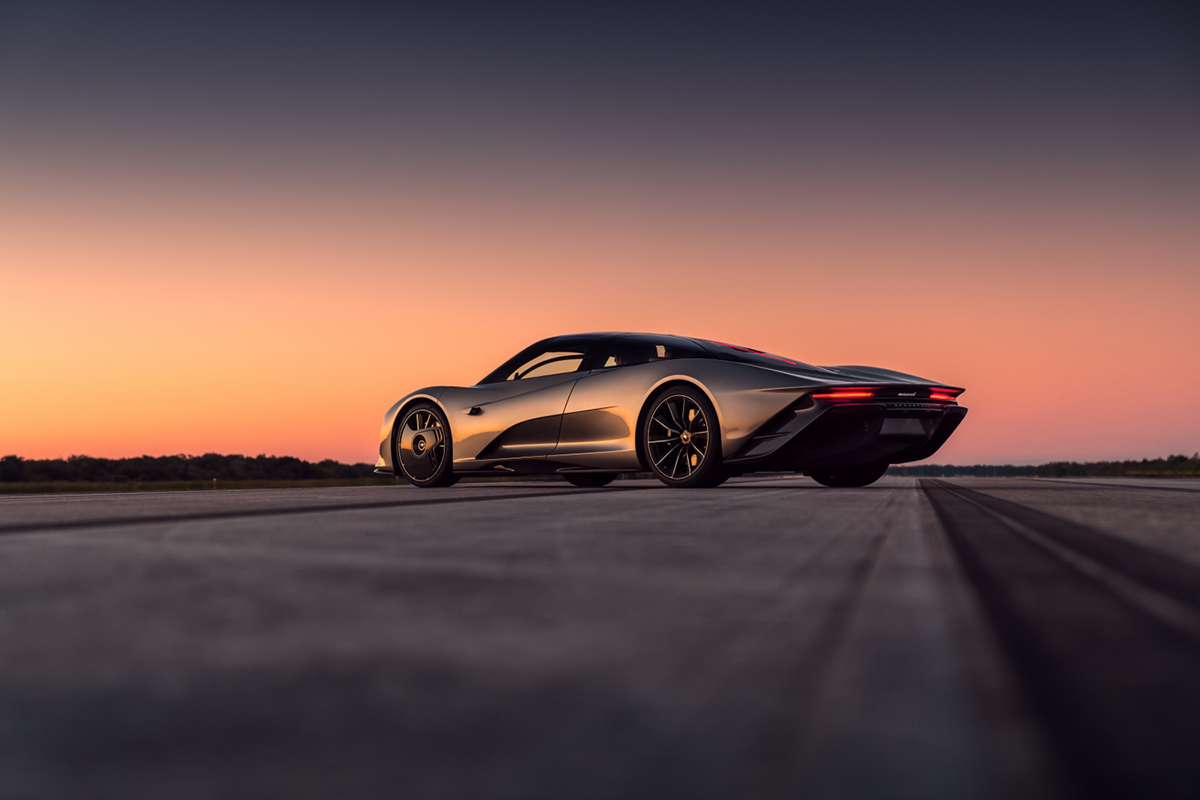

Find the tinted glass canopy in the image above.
[
  {"left": 595, "top": 334, "right": 708, "bottom": 369},
  {"left": 478, "top": 332, "right": 824, "bottom": 384}
]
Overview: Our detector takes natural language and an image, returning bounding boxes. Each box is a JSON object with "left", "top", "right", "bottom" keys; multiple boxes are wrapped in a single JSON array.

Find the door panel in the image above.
[
  {"left": 552, "top": 365, "right": 653, "bottom": 469},
  {"left": 441, "top": 374, "right": 579, "bottom": 465},
  {"left": 554, "top": 336, "right": 714, "bottom": 468}
]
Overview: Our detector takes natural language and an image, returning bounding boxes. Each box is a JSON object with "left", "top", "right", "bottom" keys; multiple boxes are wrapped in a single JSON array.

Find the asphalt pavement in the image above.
[{"left": 2, "top": 476, "right": 1198, "bottom": 799}]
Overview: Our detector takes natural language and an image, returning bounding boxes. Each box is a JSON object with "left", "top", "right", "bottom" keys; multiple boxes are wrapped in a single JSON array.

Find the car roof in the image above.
[{"left": 535, "top": 332, "right": 698, "bottom": 346}]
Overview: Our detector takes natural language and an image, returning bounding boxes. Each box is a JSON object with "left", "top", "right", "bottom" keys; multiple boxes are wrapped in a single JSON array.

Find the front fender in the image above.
[{"left": 376, "top": 388, "right": 450, "bottom": 472}]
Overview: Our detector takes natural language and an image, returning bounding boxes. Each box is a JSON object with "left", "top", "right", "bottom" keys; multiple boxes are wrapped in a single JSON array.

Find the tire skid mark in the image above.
[
  {"left": 782, "top": 491, "right": 902, "bottom": 766},
  {"left": 0, "top": 485, "right": 655, "bottom": 537},
  {"left": 923, "top": 479, "right": 1200, "bottom": 800},
  {"left": 932, "top": 480, "right": 1200, "bottom": 612}
]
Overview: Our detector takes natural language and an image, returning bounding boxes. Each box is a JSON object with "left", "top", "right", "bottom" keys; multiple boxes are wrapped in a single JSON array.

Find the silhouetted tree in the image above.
[{"left": 0, "top": 454, "right": 379, "bottom": 483}]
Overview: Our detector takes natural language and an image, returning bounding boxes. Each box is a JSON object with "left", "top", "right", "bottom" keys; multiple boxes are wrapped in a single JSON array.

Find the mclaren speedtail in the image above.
[{"left": 376, "top": 333, "right": 967, "bottom": 488}]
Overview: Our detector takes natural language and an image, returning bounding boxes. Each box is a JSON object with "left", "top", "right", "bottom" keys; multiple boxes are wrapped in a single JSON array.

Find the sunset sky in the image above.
[{"left": 1, "top": 3, "right": 1197, "bottom": 465}]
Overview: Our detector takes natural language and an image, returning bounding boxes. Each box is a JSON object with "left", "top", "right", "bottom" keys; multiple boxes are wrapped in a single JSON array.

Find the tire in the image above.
[
  {"left": 642, "top": 385, "right": 728, "bottom": 488},
  {"left": 809, "top": 462, "right": 889, "bottom": 488},
  {"left": 562, "top": 473, "right": 617, "bottom": 488},
  {"left": 393, "top": 402, "right": 460, "bottom": 487}
]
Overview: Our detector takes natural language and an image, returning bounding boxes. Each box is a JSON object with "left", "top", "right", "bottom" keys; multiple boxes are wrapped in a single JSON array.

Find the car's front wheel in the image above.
[
  {"left": 393, "top": 403, "right": 460, "bottom": 487},
  {"left": 642, "top": 386, "right": 728, "bottom": 488},
  {"left": 808, "top": 462, "right": 888, "bottom": 488}
]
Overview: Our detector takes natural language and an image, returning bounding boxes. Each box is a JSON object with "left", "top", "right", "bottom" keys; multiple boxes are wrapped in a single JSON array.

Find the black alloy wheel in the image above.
[
  {"left": 808, "top": 462, "right": 889, "bottom": 488},
  {"left": 393, "top": 403, "right": 460, "bottom": 487},
  {"left": 562, "top": 473, "right": 617, "bottom": 488},
  {"left": 643, "top": 386, "right": 728, "bottom": 488}
]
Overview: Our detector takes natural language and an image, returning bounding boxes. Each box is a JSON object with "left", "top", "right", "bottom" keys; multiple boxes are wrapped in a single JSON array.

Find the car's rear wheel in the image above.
[
  {"left": 393, "top": 402, "right": 460, "bottom": 487},
  {"left": 808, "top": 462, "right": 888, "bottom": 488},
  {"left": 642, "top": 386, "right": 728, "bottom": 488},
  {"left": 562, "top": 473, "right": 617, "bottom": 488}
]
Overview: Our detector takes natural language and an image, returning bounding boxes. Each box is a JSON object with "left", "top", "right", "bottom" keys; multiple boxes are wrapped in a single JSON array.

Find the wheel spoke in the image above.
[
  {"left": 667, "top": 400, "right": 683, "bottom": 430},
  {"left": 649, "top": 438, "right": 677, "bottom": 445},
  {"left": 654, "top": 443, "right": 681, "bottom": 468},
  {"left": 652, "top": 416, "right": 678, "bottom": 435},
  {"left": 671, "top": 447, "right": 684, "bottom": 478}
]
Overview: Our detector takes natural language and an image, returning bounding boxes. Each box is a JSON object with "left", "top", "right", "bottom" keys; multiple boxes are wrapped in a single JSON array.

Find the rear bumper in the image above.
[
  {"left": 731, "top": 401, "right": 968, "bottom": 472},
  {"left": 888, "top": 405, "right": 968, "bottom": 464}
]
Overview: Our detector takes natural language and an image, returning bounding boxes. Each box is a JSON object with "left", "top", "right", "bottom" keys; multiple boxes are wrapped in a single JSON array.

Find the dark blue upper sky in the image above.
[{"left": 2, "top": 2, "right": 1195, "bottom": 168}]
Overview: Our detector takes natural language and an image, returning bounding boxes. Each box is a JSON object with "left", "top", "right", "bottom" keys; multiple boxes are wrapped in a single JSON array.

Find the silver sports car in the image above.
[{"left": 376, "top": 332, "right": 967, "bottom": 488}]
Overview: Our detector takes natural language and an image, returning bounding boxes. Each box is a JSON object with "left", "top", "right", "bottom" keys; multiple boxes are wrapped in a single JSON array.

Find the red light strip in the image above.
[
  {"left": 929, "top": 393, "right": 956, "bottom": 402},
  {"left": 812, "top": 391, "right": 874, "bottom": 400}
]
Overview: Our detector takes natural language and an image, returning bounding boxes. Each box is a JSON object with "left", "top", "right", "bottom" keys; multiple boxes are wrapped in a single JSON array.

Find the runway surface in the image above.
[{"left": 2, "top": 476, "right": 1199, "bottom": 799}]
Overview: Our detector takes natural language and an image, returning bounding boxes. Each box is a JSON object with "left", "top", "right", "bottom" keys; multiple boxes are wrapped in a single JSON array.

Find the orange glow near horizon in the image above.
[{"left": 2, "top": 148, "right": 1198, "bottom": 466}]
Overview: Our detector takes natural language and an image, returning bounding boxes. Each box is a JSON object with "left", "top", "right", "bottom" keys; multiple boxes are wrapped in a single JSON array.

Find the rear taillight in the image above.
[
  {"left": 812, "top": 391, "right": 875, "bottom": 400},
  {"left": 928, "top": 387, "right": 963, "bottom": 403}
]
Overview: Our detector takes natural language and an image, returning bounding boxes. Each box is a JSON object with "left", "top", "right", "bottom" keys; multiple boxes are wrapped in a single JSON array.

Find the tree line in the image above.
[
  {"left": 886, "top": 464, "right": 1036, "bottom": 477},
  {"left": 2, "top": 453, "right": 1197, "bottom": 483},
  {"left": 1034, "top": 454, "right": 1199, "bottom": 478},
  {"left": 0, "top": 454, "right": 378, "bottom": 483},
  {"left": 889, "top": 454, "right": 1199, "bottom": 478}
]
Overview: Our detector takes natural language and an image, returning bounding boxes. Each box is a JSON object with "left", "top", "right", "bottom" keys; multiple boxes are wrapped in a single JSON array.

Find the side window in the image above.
[
  {"left": 598, "top": 337, "right": 706, "bottom": 369},
  {"left": 506, "top": 350, "right": 586, "bottom": 381}
]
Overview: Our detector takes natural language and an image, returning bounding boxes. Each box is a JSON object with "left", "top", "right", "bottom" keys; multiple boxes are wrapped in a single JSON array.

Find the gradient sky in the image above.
[{"left": 1, "top": 2, "right": 1197, "bottom": 465}]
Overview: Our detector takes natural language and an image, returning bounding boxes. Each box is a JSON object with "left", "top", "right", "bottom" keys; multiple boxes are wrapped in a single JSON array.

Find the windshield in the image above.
[
  {"left": 478, "top": 336, "right": 597, "bottom": 384},
  {"left": 702, "top": 340, "right": 831, "bottom": 372},
  {"left": 506, "top": 350, "right": 586, "bottom": 381}
]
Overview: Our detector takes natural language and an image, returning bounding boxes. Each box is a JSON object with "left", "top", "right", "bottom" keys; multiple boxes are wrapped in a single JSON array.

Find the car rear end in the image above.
[{"left": 726, "top": 384, "right": 968, "bottom": 473}]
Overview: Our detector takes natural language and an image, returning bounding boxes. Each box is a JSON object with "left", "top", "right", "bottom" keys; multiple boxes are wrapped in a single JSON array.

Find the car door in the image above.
[
  {"left": 442, "top": 340, "right": 595, "bottom": 467},
  {"left": 553, "top": 335, "right": 709, "bottom": 469}
]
